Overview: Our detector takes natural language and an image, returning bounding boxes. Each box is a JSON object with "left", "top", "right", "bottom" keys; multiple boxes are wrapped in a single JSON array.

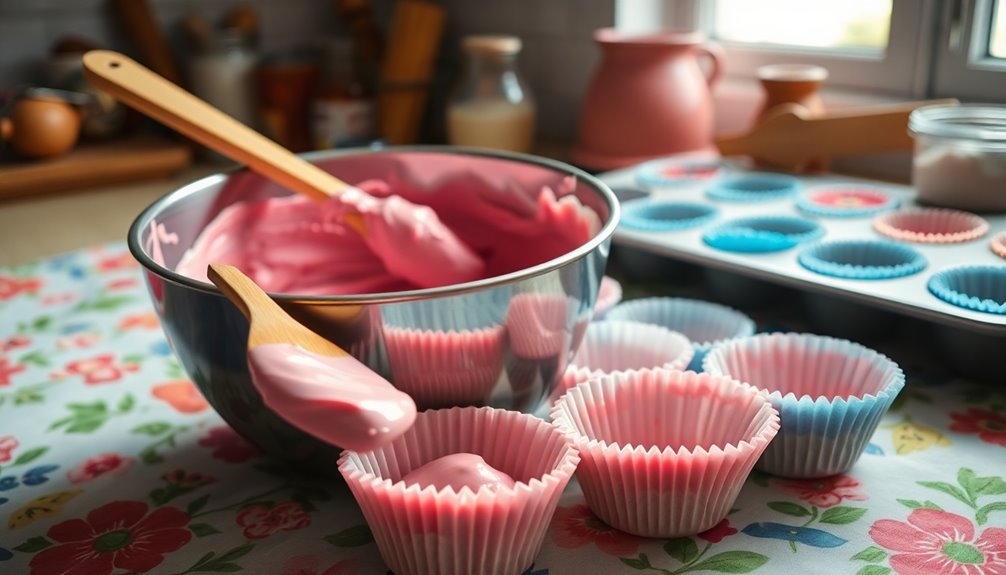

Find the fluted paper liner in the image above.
[
  {"left": 551, "top": 369, "right": 779, "bottom": 538},
  {"left": 606, "top": 297, "right": 755, "bottom": 371},
  {"left": 593, "top": 276, "right": 623, "bottom": 319},
  {"left": 384, "top": 326, "right": 505, "bottom": 408},
  {"left": 505, "top": 292, "right": 571, "bottom": 360},
  {"left": 873, "top": 207, "right": 989, "bottom": 243},
  {"left": 705, "top": 173, "right": 799, "bottom": 202},
  {"left": 620, "top": 200, "right": 719, "bottom": 232},
  {"left": 797, "top": 185, "right": 899, "bottom": 218},
  {"left": 798, "top": 240, "right": 927, "bottom": 280},
  {"left": 703, "top": 332, "right": 905, "bottom": 478},
  {"left": 338, "top": 406, "right": 579, "bottom": 575},
  {"left": 927, "top": 265, "right": 1006, "bottom": 315},
  {"left": 383, "top": 294, "right": 508, "bottom": 408},
  {"left": 557, "top": 321, "right": 693, "bottom": 399},
  {"left": 990, "top": 232, "right": 1006, "bottom": 260}
]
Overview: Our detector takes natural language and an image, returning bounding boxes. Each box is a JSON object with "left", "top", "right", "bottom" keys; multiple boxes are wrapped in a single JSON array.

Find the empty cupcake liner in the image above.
[
  {"left": 620, "top": 200, "right": 720, "bottom": 232},
  {"left": 992, "top": 232, "right": 1006, "bottom": 260},
  {"left": 705, "top": 173, "right": 800, "bottom": 202},
  {"left": 556, "top": 321, "right": 694, "bottom": 399},
  {"left": 873, "top": 207, "right": 990, "bottom": 243},
  {"left": 928, "top": 265, "right": 1006, "bottom": 315},
  {"left": 551, "top": 369, "right": 780, "bottom": 537},
  {"left": 702, "top": 215, "right": 825, "bottom": 253},
  {"left": 612, "top": 186, "right": 652, "bottom": 204},
  {"left": 338, "top": 406, "right": 580, "bottom": 575},
  {"left": 797, "top": 185, "right": 899, "bottom": 218},
  {"left": 798, "top": 240, "right": 927, "bottom": 280},
  {"left": 505, "top": 292, "right": 571, "bottom": 360},
  {"left": 703, "top": 332, "right": 906, "bottom": 478},
  {"left": 384, "top": 326, "right": 506, "bottom": 408},
  {"left": 635, "top": 157, "right": 723, "bottom": 187},
  {"left": 605, "top": 297, "right": 756, "bottom": 371},
  {"left": 593, "top": 276, "right": 623, "bottom": 320}
]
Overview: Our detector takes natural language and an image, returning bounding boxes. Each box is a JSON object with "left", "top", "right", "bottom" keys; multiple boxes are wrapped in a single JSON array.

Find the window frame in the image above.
[
  {"left": 650, "top": 0, "right": 939, "bottom": 98},
  {"left": 931, "top": 0, "right": 1006, "bottom": 101}
]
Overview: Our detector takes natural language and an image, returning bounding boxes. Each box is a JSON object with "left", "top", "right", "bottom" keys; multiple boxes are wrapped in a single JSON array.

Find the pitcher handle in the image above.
[{"left": 697, "top": 42, "right": 725, "bottom": 88}]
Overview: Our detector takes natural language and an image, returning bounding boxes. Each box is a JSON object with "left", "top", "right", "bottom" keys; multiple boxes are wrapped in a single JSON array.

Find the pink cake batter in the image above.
[
  {"left": 402, "top": 453, "right": 515, "bottom": 492},
  {"left": 247, "top": 343, "right": 417, "bottom": 452},
  {"left": 176, "top": 172, "right": 601, "bottom": 295}
]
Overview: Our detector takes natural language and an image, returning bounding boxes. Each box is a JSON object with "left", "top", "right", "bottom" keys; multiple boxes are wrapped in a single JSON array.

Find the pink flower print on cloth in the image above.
[
  {"left": 67, "top": 453, "right": 135, "bottom": 483},
  {"left": 550, "top": 504, "right": 647, "bottom": 556},
  {"left": 235, "top": 502, "right": 311, "bottom": 539},
  {"left": 198, "top": 426, "right": 264, "bottom": 463},
  {"left": 781, "top": 475, "right": 869, "bottom": 508},
  {"left": 870, "top": 508, "right": 1006, "bottom": 575}
]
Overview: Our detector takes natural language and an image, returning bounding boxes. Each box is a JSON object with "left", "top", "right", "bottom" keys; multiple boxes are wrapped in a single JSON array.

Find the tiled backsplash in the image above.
[{"left": 0, "top": 0, "right": 615, "bottom": 143}]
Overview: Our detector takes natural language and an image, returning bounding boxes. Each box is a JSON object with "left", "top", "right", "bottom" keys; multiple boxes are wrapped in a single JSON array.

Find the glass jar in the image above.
[
  {"left": 447, "top": 35, "right": 536, "bottom": 153},
  {"left": 312, "top": 37, "right": 376, "bottom": 150},
  {"left": 909, "top": 104, "right": 1006, "bottom": 212},
  {"left": 189, "top": 28, "right": 259, "bottom": 129}
]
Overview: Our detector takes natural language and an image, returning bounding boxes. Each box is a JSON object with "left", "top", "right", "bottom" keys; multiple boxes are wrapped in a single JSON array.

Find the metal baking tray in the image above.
[{"left": 599, "top": 162, "right": 1006, "bottom": 337}]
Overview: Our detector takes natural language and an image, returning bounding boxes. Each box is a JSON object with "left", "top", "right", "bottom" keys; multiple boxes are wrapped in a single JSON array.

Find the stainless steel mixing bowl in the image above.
[{"left": 128, "top": 147, "right": 618, "bottom": 474}]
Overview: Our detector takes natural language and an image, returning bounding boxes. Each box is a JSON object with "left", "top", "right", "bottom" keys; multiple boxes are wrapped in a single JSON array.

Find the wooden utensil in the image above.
[
  {"left": 112, "top": 0, "right": 183, "bottom": 86},
  {"left": 378, "top": 0, "right": 445, "bottom": 144},
  {"left": 82, "top": 50, "right": 484, "bottom": 287},
  {"left": 207, "top": 263, "right": 416, "bottom": 452},
  {"left": 82, "top": 50, "right": 354, "bottom": 207},
  {"left": 208, "top": 263, "right": 351, "bottom": 355},
  {"left": 716, "top": 99, "right": 959, "bottom": 173}
]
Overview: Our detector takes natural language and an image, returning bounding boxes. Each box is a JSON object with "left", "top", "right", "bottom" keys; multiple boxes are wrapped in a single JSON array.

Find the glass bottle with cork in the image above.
[
  {"left": 447, "top": 35, "right": 536, "bottom": 153},
  {"left": 312, "top": 37, "right": 376, "bottom": 150}
]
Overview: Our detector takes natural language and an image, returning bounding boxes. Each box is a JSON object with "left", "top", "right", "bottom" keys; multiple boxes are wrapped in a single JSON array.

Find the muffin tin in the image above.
[{"left": 600, "top": 159, "right": 1006, "bottom": 349}]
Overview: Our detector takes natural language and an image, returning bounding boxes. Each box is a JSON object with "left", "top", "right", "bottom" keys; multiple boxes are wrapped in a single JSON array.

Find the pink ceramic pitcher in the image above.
[{"left": 572, "top": 29, "right": 724, "bottom": 171}]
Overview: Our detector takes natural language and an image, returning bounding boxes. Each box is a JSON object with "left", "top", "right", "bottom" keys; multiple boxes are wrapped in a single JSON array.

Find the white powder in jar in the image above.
[{"left": 913, "top": 143, "right": 1006, "bottom": 212}]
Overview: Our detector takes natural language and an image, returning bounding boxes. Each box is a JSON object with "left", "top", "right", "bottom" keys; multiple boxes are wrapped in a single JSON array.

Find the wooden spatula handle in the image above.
[{"left": 82, "top": 50, "right": 347, "bottom": 203}]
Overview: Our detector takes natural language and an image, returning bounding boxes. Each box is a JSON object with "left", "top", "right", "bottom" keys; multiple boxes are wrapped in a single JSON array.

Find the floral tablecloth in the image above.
[{"left": 1, "top": 243, "right": 1005, "bottom": 575}]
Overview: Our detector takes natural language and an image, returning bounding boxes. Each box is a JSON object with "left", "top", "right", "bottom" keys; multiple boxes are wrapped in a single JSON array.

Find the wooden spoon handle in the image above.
[
  {"left": 207, "top": 264, "right": 346, "bottom": 355},
  {"left": 82, "top": 49, "right": 347, "bottom": 203}
]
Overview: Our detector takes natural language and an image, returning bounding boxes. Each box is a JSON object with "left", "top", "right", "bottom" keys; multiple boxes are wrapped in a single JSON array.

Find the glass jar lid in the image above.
[
  {"left": 909, "top": 103, "right": 1006, "bottom": 143},
  {"left": 462, "top": 35, "right": 522, "bottom": 55}
]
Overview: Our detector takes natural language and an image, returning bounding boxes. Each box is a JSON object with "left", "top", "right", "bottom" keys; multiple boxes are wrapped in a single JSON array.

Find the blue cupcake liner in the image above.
[
  {"left": 605, "top": 297, "right": 756, "bottom": 372},
  {"left": 611, "top": 186, "right": 652, "bottom": 204},
  {"left": 798, "top": 240, "right": 927, "bottom": 280},
  {"left": 620, "top": 200, "right": 719, "bottom": 232},
  {"left": 928, "top": 266, "right": 1006, "bottom": 315},
  {"left": 796, "top": 185, "right": 900, "bottom": 218},
  {"left": 635, "top": 157, "right": 723, "bottom": 187},
  {"left": 703, "top": 215, "right": 825, "bottom": 253},
  {"left": 702, "top": 332, "right": 906, "bottom": 478},
  {"left": 705, "top": 173, "right": 800, "bottom": 202}
]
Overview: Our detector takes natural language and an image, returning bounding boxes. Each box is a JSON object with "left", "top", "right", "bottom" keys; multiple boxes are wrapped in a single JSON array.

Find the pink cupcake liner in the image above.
[
  {"left": 338, "top": 406, "right": 579, "bottom": 575},
  {"left": 556, "top": 321, "right": 693, "bottom": 401},
  {"left": 505, "top": 293, "right": 571, "bottom": 360},
  {"left": 551, "top": 369, "right": 779, "bottom": 538},
  {"left": 873, "top": 207, "right": 989, "bottom": 243},
  {"left": 593, "top": 276, "right": 623, "bottom": 320},
  {"left": 992, "top": 232, "right": 1006, "bottom": 260},
  {"left": 703, "top": 332, "right": 905, "bottom": 478},
  {"left": 384, "top": 326, "right": 506, "bottom": 408}
]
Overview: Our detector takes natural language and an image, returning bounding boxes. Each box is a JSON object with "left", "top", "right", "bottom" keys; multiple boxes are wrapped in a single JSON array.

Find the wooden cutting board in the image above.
[{"left": 0, "top": 133, "right": 192, "bottom": 200}]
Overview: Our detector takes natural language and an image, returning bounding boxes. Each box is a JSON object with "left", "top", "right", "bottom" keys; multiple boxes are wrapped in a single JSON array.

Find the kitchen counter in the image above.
[
  {"left": 2, "top": 153, "right": 1005, "bottom": 574},
  {"left": 0, "top": 165, "right": 221, "bottom": 267}
]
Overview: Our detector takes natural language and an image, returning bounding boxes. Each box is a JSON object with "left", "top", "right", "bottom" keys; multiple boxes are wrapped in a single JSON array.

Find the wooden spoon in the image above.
[
  {"left": 207, "top": 263, "right": 416, "bottom": 452},
  {"left": 81, "top": 49, "right": 484, "bottom": 288},
  {"left": 716, "top": 98, "right": 959, "bottom": 173}
]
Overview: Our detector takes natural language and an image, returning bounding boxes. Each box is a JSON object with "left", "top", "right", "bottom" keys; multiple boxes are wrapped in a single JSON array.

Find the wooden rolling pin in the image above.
[
  {"left": 716, "top": 99, "right": 959, "bottom": 173},
  {"left": 112, "top": 0, "right": 182, "bottom": 86},
  {"left": 378, "top": 0, "right": 445, "bottom": 145}
]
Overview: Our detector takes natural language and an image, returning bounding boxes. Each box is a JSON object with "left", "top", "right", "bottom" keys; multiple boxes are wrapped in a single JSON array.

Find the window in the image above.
[{"left": 620, "top": 0, "right": 1006, "bottom": 102}]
